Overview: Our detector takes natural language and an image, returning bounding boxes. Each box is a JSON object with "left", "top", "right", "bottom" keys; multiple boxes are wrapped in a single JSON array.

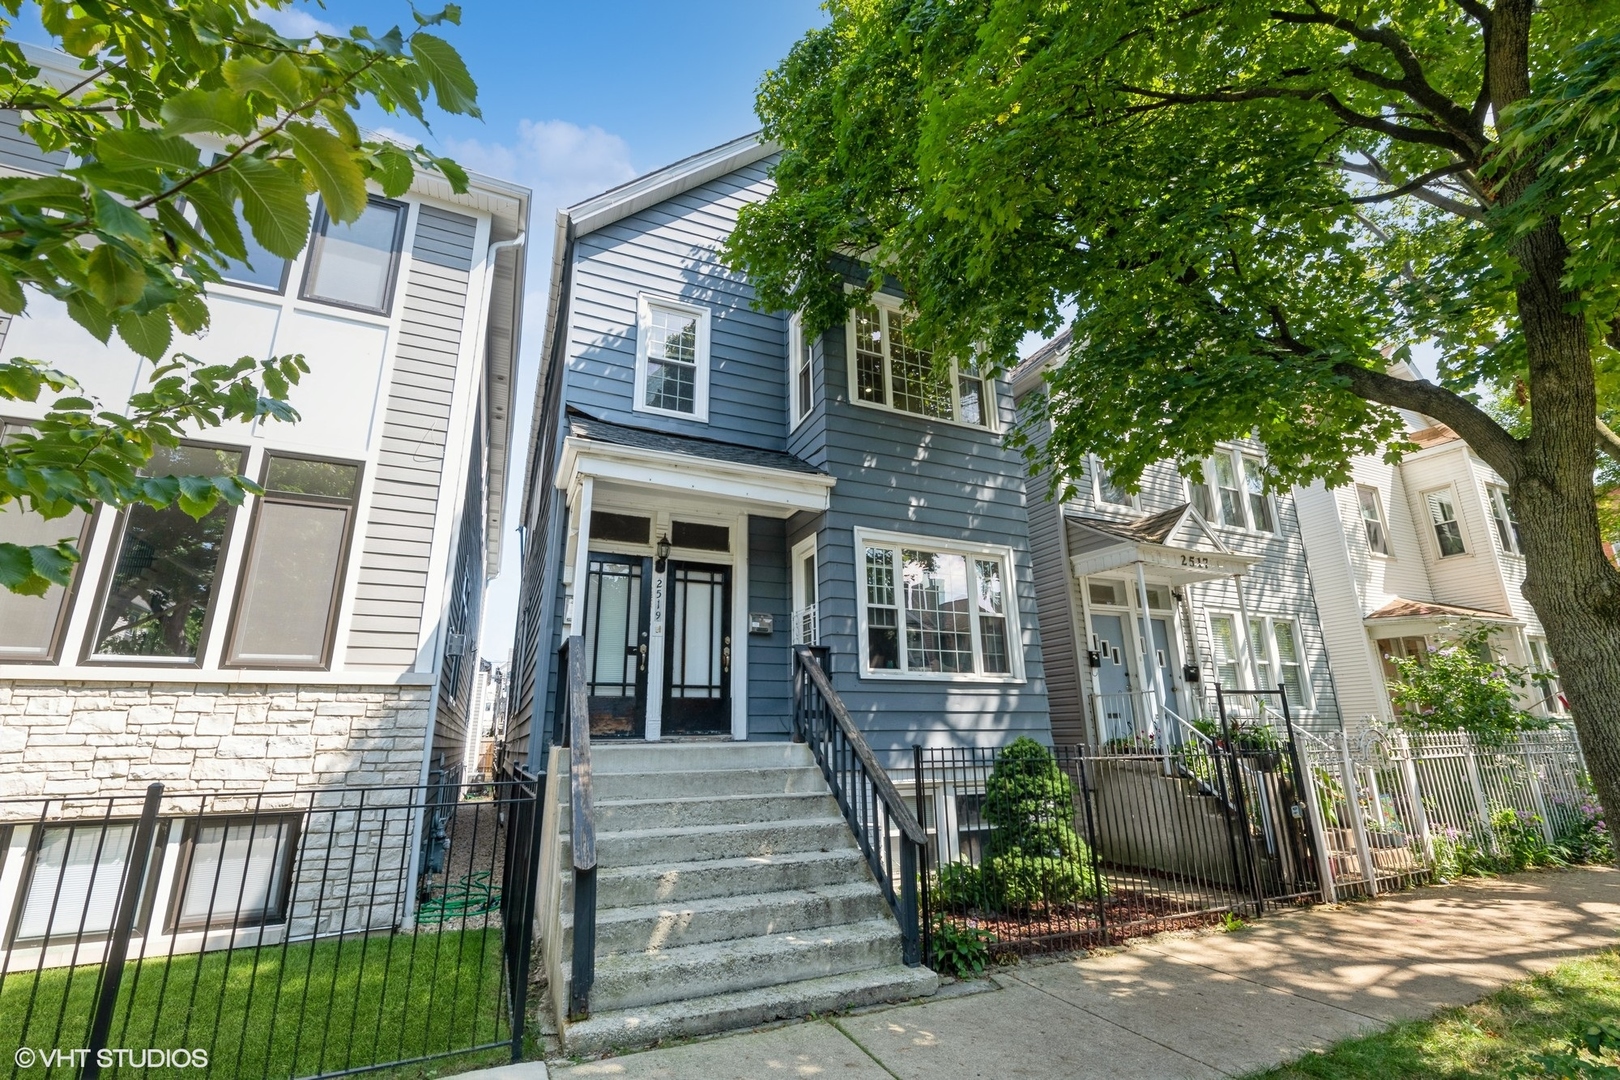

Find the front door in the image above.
[
  {"left": 662, "top": 560, "right": 732, "bottom": 736},
  {"left": 1150, "top": 617, "right": 1181, "bottom": 719},
  {"left": 1091, "top": 612, "right": 1133, "bottom": 741},
  {"left": 583, "top": 552, "right": 650, "bottom": 738}
]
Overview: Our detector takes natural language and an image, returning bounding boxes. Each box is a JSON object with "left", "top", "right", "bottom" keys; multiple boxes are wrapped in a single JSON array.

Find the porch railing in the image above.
[
  {"left": 790, "top": 603, "right": 819, "bottom": 646},
  {"left": 553, "top": 636, "right": 597, "bottom": 1019},
  {"left": 790, "top": 645, "right": 925, "bottom": 966}
]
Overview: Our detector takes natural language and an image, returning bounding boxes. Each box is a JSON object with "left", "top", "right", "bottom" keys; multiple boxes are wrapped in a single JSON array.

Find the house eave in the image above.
[{"left": 555, "top": 435, "right": 834, "bottom": 517}]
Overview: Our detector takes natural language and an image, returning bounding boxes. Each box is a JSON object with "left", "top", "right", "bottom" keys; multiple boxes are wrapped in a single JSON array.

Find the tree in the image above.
[
  {"left": 1386, "top": 623, "right": 1549, "bottom": 744},
  {"left": 725, "top": 1, "right": 1620, "bottom": 839},
  {"left": 0, "top": 0, "right": 479, "bottom": 595}
]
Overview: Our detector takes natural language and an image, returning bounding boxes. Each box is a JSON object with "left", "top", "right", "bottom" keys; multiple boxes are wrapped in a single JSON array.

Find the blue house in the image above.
[{"left": 506, "top": 134, "right": 1052, "bottom": 768}]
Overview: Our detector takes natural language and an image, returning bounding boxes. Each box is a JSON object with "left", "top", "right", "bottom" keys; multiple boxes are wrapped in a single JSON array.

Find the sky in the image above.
[{"left": 66, "top": 0, "right": 827, "bottom": 664}]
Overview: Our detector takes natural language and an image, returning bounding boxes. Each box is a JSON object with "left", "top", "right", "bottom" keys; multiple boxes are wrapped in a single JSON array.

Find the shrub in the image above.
[
  {"left": 1388, "top": 622, "right": 1550, "bottom": 745},
  {"left": 933, "top": 860, "right": 987, "bottom": 909},
  {"left": 1553, "top": 784, "right": 1614, "bottom": 866},
  {"left": 928, "top": 916, "right": 994, "bottom": 978},
  {"left": 976, "top": 738, "right": 1103, "bottom": 909}
]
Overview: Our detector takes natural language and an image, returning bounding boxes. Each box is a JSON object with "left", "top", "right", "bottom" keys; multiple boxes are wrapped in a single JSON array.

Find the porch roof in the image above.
[
  {"left": 555, "top": 409, "right": 834, "bottom": 517},
  {"left": 1063, "top": 503, "right": 1259, "bottom": 584},
  {"left": 1364, "top": 596, "right": 1519, "bottom": 630}
]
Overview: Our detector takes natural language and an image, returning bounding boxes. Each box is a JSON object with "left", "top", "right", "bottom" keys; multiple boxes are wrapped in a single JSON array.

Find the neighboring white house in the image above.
[
  {"left": 0, "top": 46, "right": 529, "bottom": 963},
  {"left": 1293, "top": 386, "right": 1565, "bottom": 734}
]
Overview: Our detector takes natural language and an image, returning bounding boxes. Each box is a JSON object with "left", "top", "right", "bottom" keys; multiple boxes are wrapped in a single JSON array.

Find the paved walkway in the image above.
[{"left": 469, "top": 867, "right": 1620, "bottom": 1080}]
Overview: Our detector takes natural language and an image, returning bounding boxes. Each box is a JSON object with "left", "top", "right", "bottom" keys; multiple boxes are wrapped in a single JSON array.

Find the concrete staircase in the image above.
[{"left": 552, "top": 741, "right": 938, "bottom": 1053}]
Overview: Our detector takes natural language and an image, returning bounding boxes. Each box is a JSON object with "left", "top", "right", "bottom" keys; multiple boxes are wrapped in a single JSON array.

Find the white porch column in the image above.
[
  {"left": 1234, "top": 572, "right": 1264, "bottom": 688},
  {"left": 1133, "top": 561, "right": 1167, "bottom": 736},
  {"left": 566, "top": 476, "right": 594, "bottom": 636}
]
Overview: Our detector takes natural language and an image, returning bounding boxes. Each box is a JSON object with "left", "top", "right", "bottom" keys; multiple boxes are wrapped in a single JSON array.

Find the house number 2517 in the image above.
[{"left": 1180, "top": 554, "right": 1210, "bottom": 569}]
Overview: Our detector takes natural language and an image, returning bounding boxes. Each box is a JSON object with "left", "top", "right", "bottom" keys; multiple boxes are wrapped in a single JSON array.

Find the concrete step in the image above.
[
  {"left": 582, "top": 848, "right": 874, "bottom": 908},
  {"left": 590, "top": 741, "right": 812, "bottom": 774},
  {"left": 591, "top": 765, "right": 829, "bottom": 801},
  {"left": 571, "top": 882, "right": 893, "bottom": 956},
  {"left": 589, "top": 918, "right": 906, "bottom": 1012},
  {"left": 592, "top": 790, "right": 840, "bottom": 830},
  {"left": 562, "top": 964, "right": 939, "bottom": 1055},
  {"left": 593, "top": 817, "right": 855, "bottom": 868}
]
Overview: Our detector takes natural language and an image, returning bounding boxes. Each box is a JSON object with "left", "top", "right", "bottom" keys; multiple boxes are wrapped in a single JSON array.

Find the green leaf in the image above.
[
  {"left": 85, "top": 243, "right": 147, "bottom": 308},
  {"left": 0, "top": 272, "right": 24, "bottom": 315},
  {"left": 64, "top": 291, "right": 113, "bottom": 343},
  {"left": 116, "top": 309, "right": 173, "bottom": 361},
  {"left": 424, "top": 150, "right": 468, "bottom": 194},
  {"left": 369, "top": 144, "right": 415, "bottom": 198},
  {"left": 90, "top": 190, "right": 150, "bottom": 244},
  {"left": 226, "top": 157, "right": 310, "bottom": 259},
  {"left": 160, "top": 88, "right": 254, "bottom": 137},
  {"left": 176, "top": 474, "right": 220, "bottom": 518},
  {"left": 185, "top": 173, "right": 248, "bottom": 261},
  {"left": 0, "top": 542, "right": 49, "bottom": 596},
  {"left": 94, "top": 129, "right": 202, "bottom": 174},
  {"left": 154, "top": 201, "right": 213, "bottom": 257},
  {"left": 409, "top": 33, "right": 480, "bottom": 117},
  {"left": 0, "top": 175, "right": 86, "bottom": 211},
  {"left": 223, "top": 55, "right": 305, "bottom": 108},
  {"left": 286, "top": 121, "right": 368, "bottom": 223}
]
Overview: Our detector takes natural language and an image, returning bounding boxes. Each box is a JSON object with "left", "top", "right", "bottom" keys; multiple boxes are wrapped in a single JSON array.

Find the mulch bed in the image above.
[{"left": 939, "top": 888, "right": 1236, "bottom": 956}]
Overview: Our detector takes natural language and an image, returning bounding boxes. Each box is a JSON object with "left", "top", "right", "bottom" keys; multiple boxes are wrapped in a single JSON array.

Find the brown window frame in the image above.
[
  {"left": 223, "top": 452, "right": 364, "bottom": 671},
  {"left": 298, "top": 195, "right": 409, "bottom": 316},
  {"left": 164, "top": 813, "right": 301, "bottom": 935},
  {"left": 0, "top": 417, "right": 97, "bottom": 664},
  {"left": 4, "top": 819, "right": 168, "bottom": 949}
]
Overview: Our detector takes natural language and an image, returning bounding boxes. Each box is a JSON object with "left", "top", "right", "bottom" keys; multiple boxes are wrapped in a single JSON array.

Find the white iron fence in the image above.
[{"left": 1296, "top": 724, "right": 1593, "bottom": 899}]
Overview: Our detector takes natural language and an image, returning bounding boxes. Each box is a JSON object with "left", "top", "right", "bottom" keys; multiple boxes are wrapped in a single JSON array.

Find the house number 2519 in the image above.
[{"left": 1180, "top": 554, "right": 1210, "bottom": 569}]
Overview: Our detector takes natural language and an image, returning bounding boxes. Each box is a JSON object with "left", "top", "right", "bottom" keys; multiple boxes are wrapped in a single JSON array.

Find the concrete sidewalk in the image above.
[{"left": 525, "top": 867, "right": 1620, "bottom": 1080}]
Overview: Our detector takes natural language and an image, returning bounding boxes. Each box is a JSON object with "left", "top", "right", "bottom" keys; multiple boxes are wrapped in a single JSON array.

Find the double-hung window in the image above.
[
  {"left": 788, "top": 313, "right": 813, "bottom": 428},
  {"left": 89, "top": 443, "right": 245, "bottom": 662},
  {"left": 1248, "top": 618, "right": 1273, "bottom": 689},
  {"left": 1191, "top": 448, "right": 1274, "bottom": 532},
  {"left": 859, "top": 531, "right": 1018, "bottom": 678},
  {"left": 635, "top": 294, "right": 711, "bottom": 421},
  {"left": 0, "top": 420, "right": 90, "bottom": 661},
  {"left": 1093, "top": 457, "right": 1135, "bottom": 508},
  {"left": 300, "top": 196, "right": 408, "bottom": 314},
  {"left": 848, "top": 303, "right": 988, "bottom": 427},
  {"left": 1424, "top": 488, "right": 1466, "bottom": 557},
  {"left": 1208, "top": 615, "right": 1243, "bottom": 690},
  {"left": 1487, "top": 485, "right": 1522, "bottom": 555},
  {"left": 1357, "top": 485, "right": 1390, "bottom": 555},
  {"left": 1269, "top": 620, "right": 1308, "bottom": 708},
  {"left": 1527, "top": 638, "right": 1565, "bottom": 715},
  {"left": 226, "top": 456, "right": 362, "bottom": 668}
]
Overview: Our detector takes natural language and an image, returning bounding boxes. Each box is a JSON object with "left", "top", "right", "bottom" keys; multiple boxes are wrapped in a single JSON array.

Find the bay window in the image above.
[
  {"left": 226, "top": 456, "right": 361, "bottom": 668},
  {"left": 859, "top": 531, "right": 1018, "bottom": 678},
  {"left": 89, "top": 443, "right": 244, "bottom": 661},
  {"left": 848, "top": 303, "right": 988, "bottom": 427}
]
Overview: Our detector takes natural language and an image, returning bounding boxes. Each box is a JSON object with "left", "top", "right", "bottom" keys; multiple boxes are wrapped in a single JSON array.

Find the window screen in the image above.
[
  {"left": 301, "top": 197, "right": 406, "bottom": 313},
  {"left": 92, "top": 444, "right": 244, "bottom": 660},
  {"left": 226, "top": 457, "right": 359, "bottom": 667},
  {"left": 1357, "top": 486, "right": 1389, "bottom": 555},
  {"left": 0, "top": 504, "right": 85, "bottom": 660},
  {"left": 173, "top": 816, "right": 295, "bottom": 931},
  {"left": 1426, "top": 490, "right": 1466, "bottom": 557}
]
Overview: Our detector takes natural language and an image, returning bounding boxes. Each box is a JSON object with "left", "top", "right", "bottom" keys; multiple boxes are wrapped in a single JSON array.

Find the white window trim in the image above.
[
  {"left": 1091, "top": 455, "right": 1139, "bottom": 510},
  {"left": 1205, "top": 611, "right": 1245, "bottom": 689},
  {"left": 790, "top": 534, "right": 819, "bottom": 645},
  {"left": 1190, "top": 446, "right": 1276, "bottom": 536},
  {"left": 843, "top": 290, "right": 996, "bottom": 432},
  {"left": 788, "top": 312, "right": 812, "bottom": 431},
  {"left": 633, "top": 293, "right": 712, "bottom": 423},
  {"left": 1420, "top": 483, "right": 1470, "bottom": 560},
  {"left": 853, "top": 527, "right": 1024, "bottom": 683},
  {"left": 1204, "top": 611, "right": 1314, "bottom": 712},
  {"left": 1257, "top": 615, "right": 1314, "bottom": 713},
  {"left": 1526, "top": 636, "right": 1566, "bottom": 716},
  {"left": 1487, "top": 484, "right": 1523, "bottom": 557},
  {"left": 1355, "top": 484, "right": 1393, "bottom": 558}
]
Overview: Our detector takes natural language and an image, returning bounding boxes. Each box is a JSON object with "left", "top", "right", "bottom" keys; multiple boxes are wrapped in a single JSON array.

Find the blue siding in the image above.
[{"left": 747, "top": 516, "right": 792, "bottom": 739}]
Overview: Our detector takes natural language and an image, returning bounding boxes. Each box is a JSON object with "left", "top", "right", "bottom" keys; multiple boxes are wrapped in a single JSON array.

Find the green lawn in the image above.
[
  {"left": 1, "top": 927, "right": 511, "bottom": 1080},
  {"left": 1243, "top": 948, "right": 1620, "bottom": 1079}
]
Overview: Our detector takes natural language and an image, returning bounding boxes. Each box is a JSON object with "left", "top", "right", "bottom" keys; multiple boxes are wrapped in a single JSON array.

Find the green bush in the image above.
[
  {"left": 976, "top": 737, "right": 1103, "bottom": 909},
  {"left": 928, "top": 915, "right": 994, "bottom": 978},
  {"left": 1388, "top": 622, "right": 1551, "bottom": 745},
  {"left": 933, "top": 860, "right": 987, "bottom": 908}
]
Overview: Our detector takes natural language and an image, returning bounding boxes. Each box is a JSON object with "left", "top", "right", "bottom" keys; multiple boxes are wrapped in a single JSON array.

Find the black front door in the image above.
[
  {"left": 583, "top": 552, "right": 650, "bottom": 738},
  {"left": 662, "top": 560, "right": 732, "bottom": 736}
]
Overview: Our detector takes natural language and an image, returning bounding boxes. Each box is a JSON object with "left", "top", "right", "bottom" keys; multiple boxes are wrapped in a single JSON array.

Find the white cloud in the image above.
[
  {"left": 253, "top": 4, "right": 341, "bottom": 37},
  {"left": 466, "top": 119, "right": 639, "bottom": 660}
]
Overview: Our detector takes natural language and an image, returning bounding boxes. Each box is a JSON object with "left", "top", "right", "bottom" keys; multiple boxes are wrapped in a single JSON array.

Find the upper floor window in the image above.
[
  {"left": 211, "top": 154, "right": 291, "bottom": 292},
  {"left": 634, "top": 294, "right": 711, "bottom": 422},
  {"left": 226, "top": 455, "right": 361, "bottom": 668},
  {"left": 1487, "top": 485, "right": 1522, "bottom": 555},
  {"left": 1527, "top": 637, "right": 1566, "bottom": 715},
  {"left": 1093, "top": 457, "right": 1135, "bottom": 508},
  {"left": 1356, "top": 485, "right": 1390, "bottom": 555},
  {"left": 0, "top": 420, "right": 89, "bottom": 662},
  {"left": 788, "top": 313, "right": 813, "bottom": 429},
  {"left": 88, "top": 443, "right": 244, "bottom": 663},
  {"left": 848, "top": 303, "right": 988, "bottom": 427},
  {"left": 1423, "top": 488, "right": 1466, "bottom": 557},
  {"left": 1190, "top": 449, "right": 1274, "bottom": 533},
  {"left": 858, "top": 530, "right": 1018, "bottom": 679},
  {"left": 300, "top": 196, "right": 407, "bottom": 315}
]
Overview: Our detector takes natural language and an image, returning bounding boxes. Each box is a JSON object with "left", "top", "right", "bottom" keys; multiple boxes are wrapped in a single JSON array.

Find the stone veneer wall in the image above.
[{"left": 0, "top": 682, "right": 434, "bottom": 800}]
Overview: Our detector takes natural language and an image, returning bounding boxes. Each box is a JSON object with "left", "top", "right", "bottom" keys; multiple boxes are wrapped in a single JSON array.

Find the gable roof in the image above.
[{"left": 1366, "top": 598, "right": 1514, "bottom": 622}]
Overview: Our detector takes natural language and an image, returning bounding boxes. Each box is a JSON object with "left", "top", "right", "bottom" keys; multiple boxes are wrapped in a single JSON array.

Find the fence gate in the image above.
[{"left": 1213, "top": 688, "right": 1323, "bottom": 909}]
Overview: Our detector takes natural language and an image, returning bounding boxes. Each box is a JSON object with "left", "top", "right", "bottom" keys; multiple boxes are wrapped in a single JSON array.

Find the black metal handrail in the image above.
[
  {"left": 791, "top": 645, "right": 925, "bottom": 966},
  {"left": 555, "top": 636, "right": 597, "bottom": 1020}
]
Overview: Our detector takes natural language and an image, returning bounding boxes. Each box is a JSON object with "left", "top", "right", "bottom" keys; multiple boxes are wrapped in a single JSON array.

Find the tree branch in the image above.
[
  {"left": 1334, "top": 363, "right": 1523, "bottom": 480},
  {"left": 1599, "top": 417, "right": 1620, "bottom": 469}
]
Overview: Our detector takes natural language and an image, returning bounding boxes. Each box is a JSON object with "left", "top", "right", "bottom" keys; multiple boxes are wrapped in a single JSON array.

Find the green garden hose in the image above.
[{"left": 416, "top": 870, "right": 501, "bottom": 925}]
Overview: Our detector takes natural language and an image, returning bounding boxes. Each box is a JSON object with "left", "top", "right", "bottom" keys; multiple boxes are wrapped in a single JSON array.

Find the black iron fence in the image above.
[
  {"left": 916, "top": 691, "right": 1321, "bottom": 959},
  {"left": 0, "top": 774, "right": 543, "bottom": 1080}
]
